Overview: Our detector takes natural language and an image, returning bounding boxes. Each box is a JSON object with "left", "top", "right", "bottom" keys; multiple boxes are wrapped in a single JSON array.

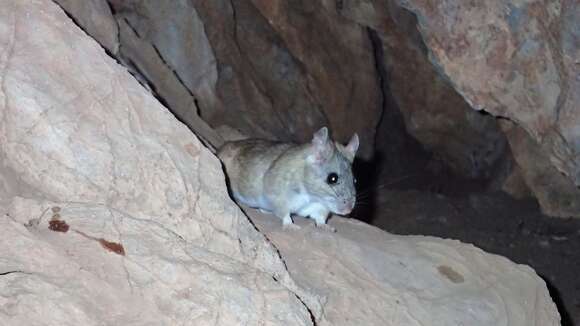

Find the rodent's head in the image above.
[{"left": 303, "top": 127, "right": 359, "bottom": 215}]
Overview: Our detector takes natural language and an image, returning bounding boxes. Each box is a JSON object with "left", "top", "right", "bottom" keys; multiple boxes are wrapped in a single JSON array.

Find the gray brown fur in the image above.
[{"left": 217, "top": 127, "right": 359, "bottom": 228}]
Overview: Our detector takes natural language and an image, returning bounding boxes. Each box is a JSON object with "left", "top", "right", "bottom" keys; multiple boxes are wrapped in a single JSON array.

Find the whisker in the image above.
[
  {"left": 356, "top": 188, "right": 373, "bottom": 196},
  {"left": 356, "top": 194, "right": 372, "bottom": 201},
  {"left": 373, "top": 173, "right": 426, "bottom": 190},
  {"left": 353, "top": 203, "right": 370, "bottom": 207}
]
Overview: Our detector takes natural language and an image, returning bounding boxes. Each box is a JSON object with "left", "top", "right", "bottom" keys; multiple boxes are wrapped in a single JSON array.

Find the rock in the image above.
[
  {"left": 55, "top": 0, "right": 580, "bottom": 216},
  {"left": 244, "top": 0, "right": 381, "bottom": 157},
  {"left": 110, "top": 0, "right": 220, "bottom": 125},
  {"left": 1, "top": 199, "right": 312, "bottom": 325},
  {"left": 501, "top": 120, "right": 580, "bottom": 217},
  {"left": 0, "top": 1, "right": 316, "bottom": 324},
  {"left": 248, "top": 209, "right": 561, "bottom": 326},
  {"left": 393, "top": 0, "right": 580, "bottom": 202},
  {"left": 0, "top": 0, "right": 561, "bottom": 325},
  {"left": 70, "top": 0, "right": 382, "bottom": 159},
  {"left": 341, "top": 0, "right": 510, "bottom": 180},
  {"left": 499, "top": 164, "right": 534, "bottom": 200},
  {"left": 54, "top": 0, "right": 119, "bottom": 54}
]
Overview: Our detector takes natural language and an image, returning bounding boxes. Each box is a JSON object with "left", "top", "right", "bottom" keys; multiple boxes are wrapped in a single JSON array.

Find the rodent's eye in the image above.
[
  {"left": 354, "top": 178, "right": 357, "bottom": 184},
  {"left": 326, "top": 172, "right": 339, "bottom": 185}
]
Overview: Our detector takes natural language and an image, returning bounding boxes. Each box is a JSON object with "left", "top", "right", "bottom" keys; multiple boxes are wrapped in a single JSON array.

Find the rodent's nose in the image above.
[
  {"left": 342, "top": 198, "right": 355, "bottom": 211},
  {"left": 348, "top": 198, "right": 355, "bottom": 210}
]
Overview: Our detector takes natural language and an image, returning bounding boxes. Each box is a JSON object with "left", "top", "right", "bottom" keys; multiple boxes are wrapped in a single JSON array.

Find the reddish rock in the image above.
[
  {"left": 394, "top": 0, "right": 580, "bottom": 210},
  {"left": 501, "top": 120, "right": 580, "bottom": 217},
  {"left": 340, "top": 1, "right": 510, "bottom": 180}
]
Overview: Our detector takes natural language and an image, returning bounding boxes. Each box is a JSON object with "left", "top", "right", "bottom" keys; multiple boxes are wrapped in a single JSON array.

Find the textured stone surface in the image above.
[
  {"left": 0, "top": 1, "right": 561, "bottom": 325},
  {"left": 103, "top": 0, "right": 381, "bottom": 158},
  {"left": 54, "top": 0, "right": 118, "bottom": 54},
  {"left": 341, "top": 0, "right": 510, "bottom": 180},
  {"left": 54, "top": 0, "right": 580, "bottom": 217},
  {"left": 1, "top": 199, "right": 311, "bottom": 325},
  {"left": 248, "top": 209, "right": 560, "bottom": 326},
  {"left": 0, "top": 1, "right": 316, "bottom": 324},
  {"left": 501, "top": 121, "right": 580, "bottom": 217},
  {"left": 395, "top": 0, "right": 580, "bottom": 187}
]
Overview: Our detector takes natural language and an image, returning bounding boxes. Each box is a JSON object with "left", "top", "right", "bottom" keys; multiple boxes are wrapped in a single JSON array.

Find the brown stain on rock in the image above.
[
  {"left": 48, "top": 219, "right": 69, "bottom": 233},
  {"left": 48, "top": 206, "right": 69, "bottom": 232},
  {"left": 437, "top": 265, "right": 465, "bottom": 283},
  {"left": 98, "top": 238, "right": 126, "bottom": 256},
  {"left": 73, "top": 230, "right": 126, "bottom": 256}
]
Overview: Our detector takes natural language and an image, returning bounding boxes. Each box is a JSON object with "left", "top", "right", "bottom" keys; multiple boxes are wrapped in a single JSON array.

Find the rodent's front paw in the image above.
[{"left": 315, "top": 223, "right": 336, "bottom": 233}]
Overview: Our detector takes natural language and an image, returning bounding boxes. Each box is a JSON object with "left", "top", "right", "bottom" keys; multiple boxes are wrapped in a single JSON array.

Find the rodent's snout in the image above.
[{"left": 336, "top": 198, "right": 356, "bottom": 215}]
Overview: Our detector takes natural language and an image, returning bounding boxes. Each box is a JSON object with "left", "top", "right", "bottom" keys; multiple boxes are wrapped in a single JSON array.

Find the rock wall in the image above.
[
  {"left": 341, "top": 1, "right": 510, "bottom": 181},
  {"left": 53, "top": 0, "right": 579, "bottom": 217},
  {"left": 393, "top": 0, "right": 580, "bottom": 215},
  {"left": 66, "top": 0, "right": 382, "bottom": 159},
  {"left": 0, "top": 0, "right": 561, "bottom": 325}
]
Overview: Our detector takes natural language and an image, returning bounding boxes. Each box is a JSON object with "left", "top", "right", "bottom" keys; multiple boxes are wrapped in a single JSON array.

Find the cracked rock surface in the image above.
[
  {"left": 0, "top": 1, "right": 315, "bottom": 324},
  {"left": 248, "top": 210, "right": 560, "bottom": 326},
  {"left": 0, "top": 0, "right": 561, "bottom": 325}
]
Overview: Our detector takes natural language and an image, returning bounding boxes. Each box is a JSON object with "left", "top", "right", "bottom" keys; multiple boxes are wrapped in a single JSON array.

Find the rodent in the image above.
[{"left": 217, "top": 127, "right": 359, "bottom": 229}]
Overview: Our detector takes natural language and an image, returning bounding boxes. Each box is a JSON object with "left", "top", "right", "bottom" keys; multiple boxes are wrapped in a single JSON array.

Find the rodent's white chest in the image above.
[
  {"left": 288, "top": 193, "right": 327, "bottom": 217},
  {"left": 287, "top": 192, "right": 311, "bottom": 210}
]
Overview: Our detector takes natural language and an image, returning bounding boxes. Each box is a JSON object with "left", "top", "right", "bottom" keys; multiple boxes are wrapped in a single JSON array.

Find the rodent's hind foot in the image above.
[{"left": 315, "top": 223, "right": 336, "bottom": 233}]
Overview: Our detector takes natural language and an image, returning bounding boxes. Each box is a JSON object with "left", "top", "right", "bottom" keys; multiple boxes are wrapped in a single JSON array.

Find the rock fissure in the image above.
[{"left": 0, "top": 270, "right": 26, "bottom": 276}]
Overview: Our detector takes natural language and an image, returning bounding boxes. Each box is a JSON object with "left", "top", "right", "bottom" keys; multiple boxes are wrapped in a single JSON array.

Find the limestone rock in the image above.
[
  {"left": 58, "top": 0, "right": 381, "bottom": 159},
  {"left": 54, "top": 0, "right": 118, "bottom": 54},
  {"left": 0, "top": 1, "right": 316, "bottom": 324},
  {"left": 395, "top": 0, "right": 580, "bottom": 193},
  {"left": 1, "top": 199, "right": 312, "bottom": 326},
  {"left": 501, "top": 120, "right": 580, "bottom": 217},
  {"left": 0, "top": 1, "right": 561, "bottom": 325},
  {"left": 341, "top": 0, "right": 510, "bottom": 180},
  {"left": 248, "top": 210, "right": 561, "bottom": 326}
]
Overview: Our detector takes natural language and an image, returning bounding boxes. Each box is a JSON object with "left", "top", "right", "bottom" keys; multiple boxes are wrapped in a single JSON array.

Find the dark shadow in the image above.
[
  {"left": 351, "top": 152, "right": 383, "bottom": 224},
  {"left": 541, "top": 274, "right": 573, "bottom": 326}
]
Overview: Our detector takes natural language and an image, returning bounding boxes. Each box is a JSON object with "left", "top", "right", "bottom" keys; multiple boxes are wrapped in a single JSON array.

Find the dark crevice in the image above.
[
  {"left": 120, "top": 17, "right": 142, "bottom": 39},
  {"left": 120, "top": 16, "right": 204, "bottom": 116},
  {"left": 149, "top": 43, "right": 200, "bottom": 105},
  {"left": 352, "top": 27, "right": 433, "bottom": 222},
  {"left": 0, "top": 270, "right": 24, "bottom": 276},
  {"left": 104, "top": 0, "right": 121, "bottom": 55},
  {"left": 293, "top": 293, "right": 318, "bottom": 326},
  {"left": 367, "top": 28, "right": 386, "bottom": 133}
]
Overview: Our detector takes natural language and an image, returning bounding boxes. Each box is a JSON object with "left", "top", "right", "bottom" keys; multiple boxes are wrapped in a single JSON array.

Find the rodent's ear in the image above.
[
  {"left": 309, "top": 127, "right": 333, "bottom": 164},
  {"left": 344, "top": 133, "right": 359, "bottom": 162},
  {"left": 312, "top": 127, "right": 329, "bottom": 144}
]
